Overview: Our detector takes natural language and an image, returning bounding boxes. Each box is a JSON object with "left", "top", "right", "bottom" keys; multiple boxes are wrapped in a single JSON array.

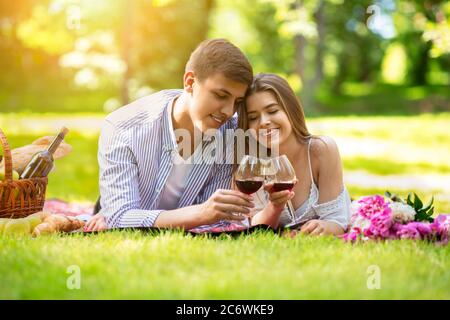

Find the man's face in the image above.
[{"left": 187, "top": 72, "right": 248, "bottom": 133}]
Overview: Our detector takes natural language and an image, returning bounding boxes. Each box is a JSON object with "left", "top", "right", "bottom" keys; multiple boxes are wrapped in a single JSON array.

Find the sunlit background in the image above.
[{"left": 1, "top": 0, "right": 449, "bottom": 212}]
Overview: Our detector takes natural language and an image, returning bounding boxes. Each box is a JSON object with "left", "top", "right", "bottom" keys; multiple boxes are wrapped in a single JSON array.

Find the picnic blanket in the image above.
[
  {"left": 43, "top": 199, "right": 270, "bottom": 235},
  {"left": 44, "top": 199, "right": 94, "bottom": 216}
]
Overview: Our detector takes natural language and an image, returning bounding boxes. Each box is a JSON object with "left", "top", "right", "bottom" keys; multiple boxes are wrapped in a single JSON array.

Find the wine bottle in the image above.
[{"left": 20, "top": 127, "right": 69, "bottom": 179}]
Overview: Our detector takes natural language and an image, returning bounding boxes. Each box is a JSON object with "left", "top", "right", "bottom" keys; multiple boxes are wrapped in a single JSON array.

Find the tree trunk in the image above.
[
  {"left": 333, "top": 51, "right": 348, "bottom": 95},
  {"left": 412, "top": 41, "right": 431, "bottom": 85},
  {"left": 358, "top": 39, "right": 372, "bottom": 82},
  {"left": 294, "top": 34, "right": 306, "bottom": 84},
  {"left": 120, "top": 0, "right": 132, "bottom": 106},
  {"left": 204, "top": 0, "right": 214, "bottom": 27},
  {"left": 292, "top": 0, "right": 306, "bottom": 85},
  {"left": 313, "top": 0, "right": 325, "bottom": 84}
]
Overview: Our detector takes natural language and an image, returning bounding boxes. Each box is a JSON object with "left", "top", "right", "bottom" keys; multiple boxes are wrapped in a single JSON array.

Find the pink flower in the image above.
[
  {"left": 396, "top": 222, "right": 433, "bottom": 240},
  {"left": 357, "top": 196, "right": 393, "bottom": 239},
  {"left": 415, "top": 222, "right": 433, "bottom": 237},
  {"left": 364, "top": 212, "right": 393, "bottom": 239},
  {"left": 431, "top": 214, "right": 450, "bottom": 244},
  {"left": 341, "top": 227, "right": 364, "bottom": 242},
  {"left": 356, "top": 195, "right": 388, "bottom": 220},
  {"left": 344, "top": 195, "right": 393, "bottom": 241},
  {"left": 397, "top": 224, "right": 421, "bottom": 240},
  {"left": 343, "top": 195, "right": 449, "bottom": 245}
]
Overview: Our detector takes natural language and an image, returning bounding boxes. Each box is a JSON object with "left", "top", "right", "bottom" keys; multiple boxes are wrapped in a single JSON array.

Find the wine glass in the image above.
[
  {"left": 265, "top": 155, "right": 297, "bottom": 223},
  {"left": 234, "top": 155, "right": 264, "bottom": 226}
]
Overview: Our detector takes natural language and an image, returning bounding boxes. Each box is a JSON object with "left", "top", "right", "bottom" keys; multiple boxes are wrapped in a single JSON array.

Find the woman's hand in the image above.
[
  {"left": 264, "top": 179, "right": 297, "bottom": 212},
  {"left": 250, "top": 181, "right": 296, "bottom": 228},
  {"left": 84, "top": 214, "right": 108, "bottom": 232},
  {"left": 299, "top": 219, "right": 344, "bottom": 236}
]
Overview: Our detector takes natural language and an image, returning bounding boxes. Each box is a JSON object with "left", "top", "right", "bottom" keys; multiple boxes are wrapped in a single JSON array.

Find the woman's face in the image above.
[{"left": 245, "top": 90, "right": 293, "bottom": 148}]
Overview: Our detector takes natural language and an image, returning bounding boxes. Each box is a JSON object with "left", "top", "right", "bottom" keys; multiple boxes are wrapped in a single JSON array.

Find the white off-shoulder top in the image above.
[{"left": 252, "top": 138, "right": 351, "bottom": 230}]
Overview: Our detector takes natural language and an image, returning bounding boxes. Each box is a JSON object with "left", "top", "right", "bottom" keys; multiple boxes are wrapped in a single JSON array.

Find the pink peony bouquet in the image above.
[{"left": 342, "top": 192, "right": 450, "bottom": 245}]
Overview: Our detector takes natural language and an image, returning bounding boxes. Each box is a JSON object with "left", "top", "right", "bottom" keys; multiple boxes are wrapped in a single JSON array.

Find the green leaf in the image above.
[
  {"left": 385, "top": 191, "right": 392, "bottom": 198},
  {"left": 406, "top": 193, "right": 414, "bottom": 206},
  {"left": 413, "top": 193, "right": 423, "bottom": 211},
  {"left": 415, "top": 207, "right": 434, "bottom": 222},
  {"left": 422, "top": 197, "right": 434, "bottom": 212}
]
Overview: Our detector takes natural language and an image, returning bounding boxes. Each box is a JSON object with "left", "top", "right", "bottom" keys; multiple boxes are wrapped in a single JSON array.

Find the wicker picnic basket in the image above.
[{"left": 0, "top": 128, "right": 48, "bottom": 219}]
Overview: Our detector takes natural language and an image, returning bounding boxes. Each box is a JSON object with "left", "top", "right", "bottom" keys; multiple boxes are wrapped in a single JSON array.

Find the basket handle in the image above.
[{"left": 0, "top": 128, "right": 13, "bottom": 181}]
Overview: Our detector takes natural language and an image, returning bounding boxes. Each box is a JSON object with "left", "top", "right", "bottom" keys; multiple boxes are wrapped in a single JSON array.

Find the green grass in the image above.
[
  {"left": 314, "top": 83, "right": 450, "bottom": 116},
  {"left": 1, "top": 112, "right": 449, "bottom": 299},
  {"left": 3, "top": 83, "right": 449, "bottom": 116},
  {"left": 0, "top": 87, "right": 116, "bottom": 113},
  {"left": 308, "top": 113, "right": 450, "bottom": 148},
  {"left": 1, "top": 230, "right": 449, "bottom": 299},
  {"left": 343, "top": 157, "right": 450, "bottom": 176}
]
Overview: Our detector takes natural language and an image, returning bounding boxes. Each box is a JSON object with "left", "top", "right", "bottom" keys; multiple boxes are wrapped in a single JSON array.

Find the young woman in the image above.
[{"left": 245, "top": 73, "right": 351, "bottom": 236}]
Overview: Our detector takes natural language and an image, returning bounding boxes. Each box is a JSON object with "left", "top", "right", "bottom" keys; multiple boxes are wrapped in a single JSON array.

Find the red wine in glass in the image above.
[
  {"left": 236, "top": 179, "right": 263, "bottom": 194},
  {"left": 234, "top": 155, "right": 264, "bottom": 227},
  {"left": 272, "top": 181, "right": 295, "bottom": 192},
  {"left": 266, "top": 155, "right": 297, "bottom": 222}
]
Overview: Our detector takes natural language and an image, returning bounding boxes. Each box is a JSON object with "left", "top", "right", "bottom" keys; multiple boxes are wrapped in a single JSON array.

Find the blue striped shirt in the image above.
[{"left": 98, "top": 89, "right": 236, "bottom": 228}]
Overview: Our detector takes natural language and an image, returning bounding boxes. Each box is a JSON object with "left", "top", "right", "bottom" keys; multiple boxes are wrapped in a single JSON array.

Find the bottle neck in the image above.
[{"left": 47, "top": 132, "right": 65, "bottom": 155}]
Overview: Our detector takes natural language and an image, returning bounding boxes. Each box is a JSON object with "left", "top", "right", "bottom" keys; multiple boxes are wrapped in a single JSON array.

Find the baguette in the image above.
[
  {"left": 32, "top": 214, "right": 85, "bottom": 237},
  {"left": 0, "top": 136, "right": 72, "bottom": 175}
]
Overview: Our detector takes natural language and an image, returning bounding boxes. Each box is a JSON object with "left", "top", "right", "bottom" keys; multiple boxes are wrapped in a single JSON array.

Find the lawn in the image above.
[
  {"left": 1, "top": 230, "right": 449, "bottom": 299},
  {"left": 0, "top": 112, "right": 449, "bottom": 299}
]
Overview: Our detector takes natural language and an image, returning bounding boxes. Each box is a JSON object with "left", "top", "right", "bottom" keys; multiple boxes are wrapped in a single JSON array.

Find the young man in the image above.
[{"left": 86, "top": 39, "right": 254, "bottom": 231}]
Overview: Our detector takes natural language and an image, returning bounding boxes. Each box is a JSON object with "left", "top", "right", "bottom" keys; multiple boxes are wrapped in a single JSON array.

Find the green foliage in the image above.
[
  {"left": 385, "top": 191, "right": 435, "bottom": 222},
  {"left": 0, "top": 230, "right": 449, "bottom": 299},
  {"left": 210, "top": 0, "right": 294, "bottom": 75},
  {"left": 384, "top": 191, "right": 404, "bottom": 203},
  {"left": 393, "top": 0, "right": 450, "bottom": 85},
  {"left": 407, "top": 193, "right": 434, "bottom": 222},
  {"left": 1, "top": 0, "right": 449, "bottom": 113},
  {"left": 130, "top": 0, "right": 214, "bottom": 90},
  {"left": 0, "top": 0, "right": 212, "bottom": 104}
]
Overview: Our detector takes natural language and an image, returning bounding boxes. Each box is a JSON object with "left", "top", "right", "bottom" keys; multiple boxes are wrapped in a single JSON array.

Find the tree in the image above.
[{"left": 394, "top": 0, "right": 449, "bottom": 85}]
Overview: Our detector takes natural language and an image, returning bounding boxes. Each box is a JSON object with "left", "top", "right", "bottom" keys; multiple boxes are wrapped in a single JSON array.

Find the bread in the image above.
[
  {"left": 32, "top": 214, "right": 85, "bottom": 237},
  {"left": 0, "top": 136, "right": 72, "bottom": 175},
  {"left": 32, "top": 222, "right": 56, "bottom": 236}
]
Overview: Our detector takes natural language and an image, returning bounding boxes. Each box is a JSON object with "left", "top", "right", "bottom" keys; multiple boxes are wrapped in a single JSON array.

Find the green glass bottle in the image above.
[{"left": 20, "top": 127, "right": 69, "bottom": 179}]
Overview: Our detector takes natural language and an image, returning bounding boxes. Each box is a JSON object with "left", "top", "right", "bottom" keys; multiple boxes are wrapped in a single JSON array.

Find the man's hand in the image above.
[
  {"left": 84, "top": 214, "right": 108, "bottom": 232},
  {"left": 198, "top": 189, "right": 254, "bottom": 225}
]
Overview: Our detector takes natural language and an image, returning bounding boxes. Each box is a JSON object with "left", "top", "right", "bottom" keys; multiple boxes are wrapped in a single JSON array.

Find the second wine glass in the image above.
[{"left": 266, "top": 155, "right": 297, "bottom": 223}]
